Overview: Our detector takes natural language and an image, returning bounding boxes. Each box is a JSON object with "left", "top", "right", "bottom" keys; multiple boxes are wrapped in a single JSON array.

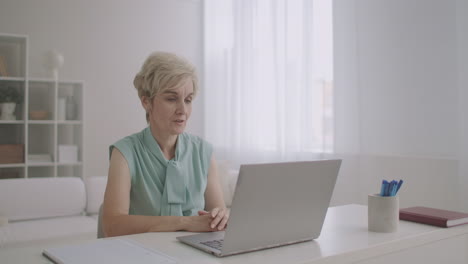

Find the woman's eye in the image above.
[
  {"left": 167, "top": 98, "right": 177, "bottom": 102},
  {"left": 185, "top": 99, "right": 192, "bottom": 104}
]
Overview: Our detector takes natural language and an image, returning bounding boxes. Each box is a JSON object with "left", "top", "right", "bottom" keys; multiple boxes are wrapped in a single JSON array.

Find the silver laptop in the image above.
[{"left": 177, "top": 159, "right": 341, "bottom": 257}]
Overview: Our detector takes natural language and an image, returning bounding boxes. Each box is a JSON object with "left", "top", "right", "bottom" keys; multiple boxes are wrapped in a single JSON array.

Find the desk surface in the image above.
[{"left": 2, "top": 204, "right": 468, "bottom": 264}]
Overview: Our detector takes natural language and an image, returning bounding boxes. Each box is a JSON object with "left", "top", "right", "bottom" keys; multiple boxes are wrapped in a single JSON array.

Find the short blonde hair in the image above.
[{"left": 133, "top": 52, "right": 199, "bottom": 122}]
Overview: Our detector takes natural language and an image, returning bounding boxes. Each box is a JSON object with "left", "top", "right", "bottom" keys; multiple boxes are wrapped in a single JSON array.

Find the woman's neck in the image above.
[{"left": 149, "top": 125, "right": 178, "bottom": 160}]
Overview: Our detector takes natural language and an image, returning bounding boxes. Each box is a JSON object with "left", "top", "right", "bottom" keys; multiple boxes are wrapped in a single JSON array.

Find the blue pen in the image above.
[
  {"left": 395, "top": 179, "right": 403, "bottom": 194},
  {"left": 385, "top": 180, "right": 392, "bottom": 196},
  {"left": 380, "top": 180, "right": 387, "bottom": 196},
  {"left": 384, "top": 180, "right": 390, "bottom": 196},
  {"left": 387, "top": 180, "right": 394, "bottom": 196},
  {"left": 391, "top": 182, "right": 398, "bottom": 196},
  {"left": 380, "top": 180, "right": 385, "bottom": 196},
  {"left": 391, "top": 180, "right": 398, "bottom": 196}
]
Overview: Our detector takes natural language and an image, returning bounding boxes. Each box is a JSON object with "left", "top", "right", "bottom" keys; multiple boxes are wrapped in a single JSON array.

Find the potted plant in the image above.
[{"left": 0, "top": 86, "right": 23, "bottom": 120}]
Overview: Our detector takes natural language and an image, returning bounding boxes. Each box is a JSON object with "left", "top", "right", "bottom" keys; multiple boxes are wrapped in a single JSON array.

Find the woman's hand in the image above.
[
  {"left": 198, "top": 207, "right": 230, "bottom": 231},
  {"left": 185, "top": 214, "right": 218, "bottom": 232}
]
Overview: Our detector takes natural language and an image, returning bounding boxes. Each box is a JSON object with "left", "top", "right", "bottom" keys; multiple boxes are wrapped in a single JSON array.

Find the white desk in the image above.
[{"left": 1, "top": 204, "right": 467, "bottom": 264}]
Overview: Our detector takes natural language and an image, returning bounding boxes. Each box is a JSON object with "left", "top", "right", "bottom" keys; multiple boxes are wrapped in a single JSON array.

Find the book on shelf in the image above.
[
  {"left": 0, "top": 144, "right": 24, "bottom": 164},
  {"left": 400, "top": 206, "right": 468, "bottom": 228}
]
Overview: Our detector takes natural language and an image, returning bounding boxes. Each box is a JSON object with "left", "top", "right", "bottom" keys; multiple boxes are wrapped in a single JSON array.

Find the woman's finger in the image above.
[
  {"left": 210, "top": 215, "right": 222, "bottom": 228},
  {"left": 211, "top": 207, "right": 220, "bottom": 218},
  {"left": 198, "top": 210, "right": 209, "bottom": 216},
  {"left": 210, "top": 209, "right": 226, "bottom": 228},
  {"left": 217, "top": 213, "right": 229, "bottom": 230}
]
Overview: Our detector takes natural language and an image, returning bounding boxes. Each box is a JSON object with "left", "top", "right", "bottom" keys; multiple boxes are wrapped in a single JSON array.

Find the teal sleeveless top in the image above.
[{"left": 110, "top": 126, "right": 213, "bottom": 216}]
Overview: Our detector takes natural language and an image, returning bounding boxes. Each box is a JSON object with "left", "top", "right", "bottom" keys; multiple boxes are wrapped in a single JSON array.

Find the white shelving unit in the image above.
[{"left": 0, "top": 33, "right": 84, "bottom": 179}]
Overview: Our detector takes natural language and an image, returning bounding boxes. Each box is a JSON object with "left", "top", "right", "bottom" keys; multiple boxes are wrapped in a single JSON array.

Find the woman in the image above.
[{"left": 102, "top": 52, "right": 229, "bottom": 237}]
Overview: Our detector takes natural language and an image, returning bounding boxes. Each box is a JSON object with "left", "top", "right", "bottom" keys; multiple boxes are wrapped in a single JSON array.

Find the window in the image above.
[{"left": 203, "top": 0, "right": 333, "bottom": 165}]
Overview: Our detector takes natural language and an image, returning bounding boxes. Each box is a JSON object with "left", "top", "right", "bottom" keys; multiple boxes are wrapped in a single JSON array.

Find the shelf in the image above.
[
  {"left": 0, "top": 120, "right": 24, "bottom": 124},
  {"left": 26, "top": 120, "right": 82, "bottom": 125},
  {"left": 25, "top": 120, "right": 83, "bottom": 125},
  {"left": 25, "top": 161, "right": 83, "bottom": 168},
  {"left": 27, "top": 162, "right": 55, "bottom": 167},
  {"left": 27, "top": 120, "right": 56, "bottom": 124},
  {"left": 0, "top": 76, "right": 25, "bottom": 81},
  {"left": 57, "top": 162, "right": 82, "bottom": 166},
  {"left": 28, "top": 78, "right": 56, "bottom": 83},
  {"left": 1, "top": 33, "right": 83, "bottom": 179},
  {"left": 0, "top": 163, "right": 25, "bottom": 168},
  {"left": 57, "top": 120, "right": 82, "bottom": 125},
  {"left": 58, "top": 80, "right": 84, "bottom": 85}
]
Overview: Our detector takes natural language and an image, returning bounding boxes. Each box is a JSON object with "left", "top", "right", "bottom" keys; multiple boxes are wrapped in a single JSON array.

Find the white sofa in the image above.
[
  {"left": 0, "top": 176, "right": 107, "bottom": 247},
  {"left": 0, "top": 166, "right": 238, "bottom": 248}
]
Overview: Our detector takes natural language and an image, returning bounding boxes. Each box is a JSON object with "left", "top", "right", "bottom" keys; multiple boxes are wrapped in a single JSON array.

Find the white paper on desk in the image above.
[{"left": 43, "top": 238, "right": 177, "bottom": 264}]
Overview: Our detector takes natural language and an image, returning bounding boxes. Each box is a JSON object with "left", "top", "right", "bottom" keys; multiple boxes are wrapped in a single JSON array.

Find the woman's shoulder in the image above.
[
  {"left": 110, "top": 128, "right": 146, "bottom": 155},
  {"left": 180, "top": 133, "right": 213, "bottom": 160},
  {"left": 114, "top": 130, "right": 144, "bottom": 145},
  {"left": 179, "top": 133, "right": 213, "bottom": 171},
  {"left": 180, "top": 132, "right": 212, "bottom": 148}
]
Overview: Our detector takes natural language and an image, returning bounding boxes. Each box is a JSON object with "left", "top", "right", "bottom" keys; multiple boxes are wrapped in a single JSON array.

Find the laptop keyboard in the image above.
[{"left": 200, "top": 239, "right": 224, "bottom": 250}]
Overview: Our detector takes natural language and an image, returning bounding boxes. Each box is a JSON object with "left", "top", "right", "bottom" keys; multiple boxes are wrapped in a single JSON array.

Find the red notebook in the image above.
[{"left": 399, "top": 206, "right": 468, "bottom": 228}]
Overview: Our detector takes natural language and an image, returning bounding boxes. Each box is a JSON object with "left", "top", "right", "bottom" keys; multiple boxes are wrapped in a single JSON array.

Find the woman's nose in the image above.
[{"left": 176, "top": 100, "right": 186, "bottom": 114}]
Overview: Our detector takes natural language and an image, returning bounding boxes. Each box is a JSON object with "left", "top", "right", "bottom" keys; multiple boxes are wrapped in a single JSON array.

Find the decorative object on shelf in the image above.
[
  {"left": 58, "top": 144, "right": 78, "bottom": 163},
  {"left": 43, "top": 50, "right": 64, "bottom": 80},
  {"left": 66, "top": 95, "right": 76, "bottom": 120},
  {"left": 28, "top": 154, "right": 52, "bottom": 163},
  {"left": 29, "top": 110, "right": 48, "bottom": 120},
  {"left": 58, "top": 97, "right": 66, "bottom": 120},
  {"left": 0, "top": 144, "right": 24, "bottom": 164},
  {"left": 0, "top": 86, "right": 22, "bottom": 120},
  {"left": 0, "top": 55, "right": 9, "bottom": 76},
  {"left": 0, "top": 103, "right": 16, "bottom": 120}
]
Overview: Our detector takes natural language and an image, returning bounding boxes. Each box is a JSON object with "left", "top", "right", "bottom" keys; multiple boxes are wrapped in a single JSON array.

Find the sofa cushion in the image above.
[
  {"left": 84, "top": 176, "right": 107, "bottom": 215},
  {"left": 0, "top": 216, "right": 97, "bottom": 246},
  {"left": 0, "top": 177, "right": 86, "bottom": 221}
]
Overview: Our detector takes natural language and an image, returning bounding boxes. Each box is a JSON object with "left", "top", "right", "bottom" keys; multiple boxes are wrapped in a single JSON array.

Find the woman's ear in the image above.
[{"left": 141, "top": 96, "right": 151, "bottom": 112}]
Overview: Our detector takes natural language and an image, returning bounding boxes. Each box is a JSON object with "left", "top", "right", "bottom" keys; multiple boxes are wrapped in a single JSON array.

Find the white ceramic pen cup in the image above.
[{"left": 368, "top": 194, "right": 399, "bottom": 233}]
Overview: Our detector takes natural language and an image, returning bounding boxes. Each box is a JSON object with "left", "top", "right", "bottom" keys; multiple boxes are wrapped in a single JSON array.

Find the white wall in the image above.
[
  {"left": 355, "top": 0, "right": 458, "bottom": 158},
  {"left": 457, "top": 0, "right": 468, "bottom": 212},
  {"left": 331, "top": 0, "right": 361, "bottom": 206},
  {"left": 0, "top": 0, "right": 204, "bottom": 177},
  {"left": 334, "top": 0, "right": 466, "bottom": 211}
]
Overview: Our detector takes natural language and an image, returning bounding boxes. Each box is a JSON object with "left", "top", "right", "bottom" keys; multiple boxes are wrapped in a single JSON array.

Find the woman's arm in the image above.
[
  {"left": 102, "top": 148, "right": 216, "bottom": 237},
  {"left": 202, "top": 156, "right": 230, "bottom": 230}
]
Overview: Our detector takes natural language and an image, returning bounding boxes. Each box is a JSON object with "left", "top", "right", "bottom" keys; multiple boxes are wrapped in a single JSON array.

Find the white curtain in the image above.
[{"left": 203, "top": 0, "right": 334, "bottom": 166}]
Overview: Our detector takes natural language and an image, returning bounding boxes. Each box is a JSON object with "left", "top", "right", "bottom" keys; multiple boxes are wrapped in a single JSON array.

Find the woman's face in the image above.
[{"left": 144, "top": 78, "right": 194, "bottom": 137}]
